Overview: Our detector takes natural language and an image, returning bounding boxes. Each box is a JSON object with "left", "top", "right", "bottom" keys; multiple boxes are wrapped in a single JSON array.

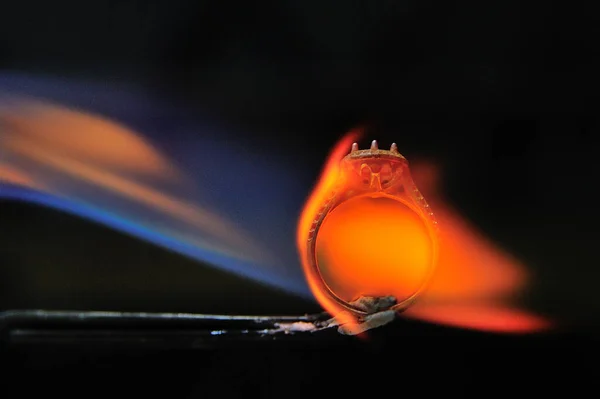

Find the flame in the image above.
[
  {"left": 408, "top": 160, "right": 527, "bottom": 303},
  {"left": 0, "top": 97, "right": 278, "bottom": 284},
  {"left": 298, "top": 135, "right": 552, "bottom": 333},
  {"left": 404, "top": 303, "right": 551, "bottom": 333},
  {"left": 404, "top": 160, "right": 552, "bottom": 332},
  {"left": 0, "top": 163, "right": 43, "bottom": 190},
  {"left": 0, "top": 99, "right": 177, "bottom": 178},
  {"left": 297, "top": 129, "right": 363, "bottom": 334},
  {"left": 2, "top": 137, "right": 252, "bottom": 257}
]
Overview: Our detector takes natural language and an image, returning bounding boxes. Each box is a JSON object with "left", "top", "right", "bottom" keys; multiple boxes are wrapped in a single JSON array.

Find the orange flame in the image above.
[
  {"left": 403, "top": 160, "right": 552, "bottom": 332},
  {"left": 297, "top": 129, "right": 363, "bottom": 334},
  {"left": 0, "top": 163, "right": 43, "bottom": 190},
  {"left": 298, "top": 134, "right": 552, "bottom": 333},
  {"left": 0, "top": 99, "right": 177, "bottom": 178},
  {"left": 0, "top": 97, "right": 270, "bottom": 264},
  {"left": 404, "top": 303, "right": 551, "bottom": 333}
]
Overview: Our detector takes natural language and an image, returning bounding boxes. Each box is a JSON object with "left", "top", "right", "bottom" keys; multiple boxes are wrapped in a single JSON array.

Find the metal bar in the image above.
[{"left": 0, "top": 309, "right": 339, "bottom": 349}]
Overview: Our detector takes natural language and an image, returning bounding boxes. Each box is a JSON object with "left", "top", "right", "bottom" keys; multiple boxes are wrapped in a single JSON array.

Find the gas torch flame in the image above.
[
  {"left": 0, "top": 163, "right": 42, "bottom": 189},
  {"left": 403, "top": 160, "right": 552, "bottom": 332},
  {"left": 297, "top": 129, "right": 363, "bottom": 334},
  {"left": 0, "top": 96, "right": 299, "bottom": 293},
  {"left": 297, "top": 132, "right": 552, "bottom": 334}
]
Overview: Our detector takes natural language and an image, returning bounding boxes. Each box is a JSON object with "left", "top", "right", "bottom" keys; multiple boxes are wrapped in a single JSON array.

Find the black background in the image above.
[{"left": 1, "top": 1, "right": 600, "bottom": 397}]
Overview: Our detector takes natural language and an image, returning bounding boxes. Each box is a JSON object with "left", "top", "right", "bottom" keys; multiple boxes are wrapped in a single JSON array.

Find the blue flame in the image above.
[{"left": 0, "top": 72, "right": 312, "bottom": 298}]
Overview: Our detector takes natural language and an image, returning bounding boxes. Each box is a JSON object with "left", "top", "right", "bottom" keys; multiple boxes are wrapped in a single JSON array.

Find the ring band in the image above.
[{"left": 305, "top": 140, "right": 439, "bottom": 317}]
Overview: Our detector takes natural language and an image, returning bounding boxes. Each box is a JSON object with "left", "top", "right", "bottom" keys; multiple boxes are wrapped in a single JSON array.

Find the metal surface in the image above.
[{"left": 0, "top": 309, "right": 341, "bottom": 349}]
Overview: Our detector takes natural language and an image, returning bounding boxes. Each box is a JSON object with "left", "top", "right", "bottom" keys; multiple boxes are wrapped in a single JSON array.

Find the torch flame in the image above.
[
  {"left": 298, "top": 133, "right": 552, "bottom": 334},
  {"left": 0, "top": 96, "right": 296, "bottom": 292},
  {"left": 404, "top": 303, "right": 550, "bottom": 333},
  {"left": 0, "top": 163, "right": 42, "bottom": 190},
  {"left": 297, "top": 129, "right": 363, "bottom": 333},
  {"left": 0, "top": 100, "right": 260, "bottom": 261},
  {"left": 0, "top": 98, "right": 178, "bottom": 178},
  {"left": 403, "top": 160, "right": 552, "bottom": 332}
]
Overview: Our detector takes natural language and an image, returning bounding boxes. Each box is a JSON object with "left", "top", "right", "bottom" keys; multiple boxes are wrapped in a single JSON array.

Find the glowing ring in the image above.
[{"left": 305, "top": 140, "right": 439, "bottom": 317}]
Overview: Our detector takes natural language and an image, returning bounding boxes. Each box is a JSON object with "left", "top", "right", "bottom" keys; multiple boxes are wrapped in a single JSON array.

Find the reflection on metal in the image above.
[
  {"left": 0, "top": 309, "right": 333, "bottom": 348},
  {"left": 0, "top": 299, "right": 402, "bottom": 348}
]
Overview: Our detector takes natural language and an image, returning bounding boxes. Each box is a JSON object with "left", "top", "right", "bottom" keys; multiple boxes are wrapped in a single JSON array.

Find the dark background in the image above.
[{"left": 1, "top": 1, "right": 600, "bottom": 397}]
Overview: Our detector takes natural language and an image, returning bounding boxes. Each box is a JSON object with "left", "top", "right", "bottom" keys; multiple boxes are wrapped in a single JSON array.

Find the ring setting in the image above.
[{"left": 305, "top": 140, "right": 439, "bottom": 318}]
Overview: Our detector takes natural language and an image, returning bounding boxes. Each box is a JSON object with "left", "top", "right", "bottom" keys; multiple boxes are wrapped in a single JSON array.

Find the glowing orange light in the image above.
[
  {"left": 0, "top": 164, "right": 42, "bottom": 189},
  {"left": 298, "top": 136, "right": 552, "bottom": 334},
  {"left": 297, "top": 129, "right": 363, "bottom": 334},
  {"left": 0, "top": 99, "right": 177, "bottom": 178},
  {"left": 316, "top": 196, "right": 433, "bottom": 303},
  {"left": 0, "top": 98, "right": 269, "bottom": 264},
  {"left": 409, "top": 161, "right": 527, "bottom": 303},
  {"left": 404, "top": 303, "right": 552, "bottom": 333}
]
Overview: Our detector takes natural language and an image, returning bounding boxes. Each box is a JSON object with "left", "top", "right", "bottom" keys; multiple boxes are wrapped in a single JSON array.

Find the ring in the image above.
[{"left": 305, "top": 139, "right": 439, "bottom": 317}]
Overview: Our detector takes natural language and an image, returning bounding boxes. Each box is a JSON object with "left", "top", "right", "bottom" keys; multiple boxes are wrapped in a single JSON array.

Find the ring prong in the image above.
[
  {"left": 370, "top": 140, "right": 378, "bottom": 150},
  {"left": 351, "top": 142, "right": 359, "bottom": 153}
]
